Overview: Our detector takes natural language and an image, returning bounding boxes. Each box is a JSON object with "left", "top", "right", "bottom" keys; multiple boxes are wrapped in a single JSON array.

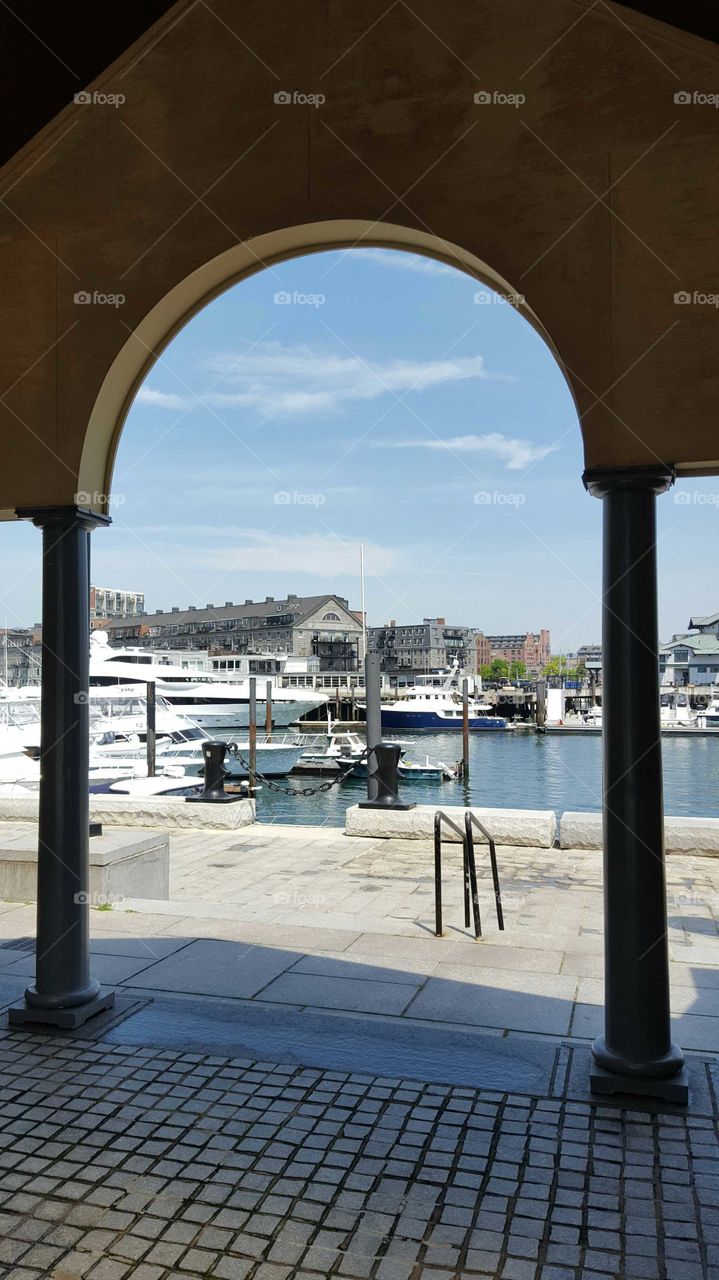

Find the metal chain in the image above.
[{"left": 226, "top": 744, "right": 369, "bottom": 797}]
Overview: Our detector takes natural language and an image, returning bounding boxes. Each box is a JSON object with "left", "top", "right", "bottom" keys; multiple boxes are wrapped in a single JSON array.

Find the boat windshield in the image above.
[{"left": 0, "top": 700, "right": 41, "bottom": 727}]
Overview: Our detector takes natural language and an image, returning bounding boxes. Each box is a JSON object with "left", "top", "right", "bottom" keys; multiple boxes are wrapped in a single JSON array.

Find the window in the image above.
[{"left": 322, "top": 612, "right": 341, "bottom": 622}]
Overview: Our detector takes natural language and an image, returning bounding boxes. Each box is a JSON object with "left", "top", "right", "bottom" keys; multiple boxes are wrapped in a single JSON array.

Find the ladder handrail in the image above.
[
  {"left": 465, "top": 810, "right": 505, "bottom": 931},
  {"left": 433, "top": 810, "right": 481, "bottom": 939},
  {"left": 434, "top": 809, "right": 465, "bottom": 843}
]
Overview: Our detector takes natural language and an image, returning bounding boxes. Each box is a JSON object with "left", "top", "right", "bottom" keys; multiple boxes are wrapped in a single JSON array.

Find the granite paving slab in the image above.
[
  {"left": 287, "top": 952, "right": 441, "bottom": 984},
  {"left": 127, "top": 938, "right": 303, "bottom": 998},
  {"left": 100, "top": 994, "right": 557, "bottom": 1092},
  {"left": 258, "top": 971, "right": 421, "bottom": 1015},
  {"left": 407, "top": 969, "right": 579, "bottom": 1035},
  {"left": 0, "top": 950, "right": 163, "bottom": 986}
]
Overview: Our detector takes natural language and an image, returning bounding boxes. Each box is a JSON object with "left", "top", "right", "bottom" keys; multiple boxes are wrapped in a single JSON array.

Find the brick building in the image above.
[{"left": 486, "top": 630, "right": 551, "bottom": 675}]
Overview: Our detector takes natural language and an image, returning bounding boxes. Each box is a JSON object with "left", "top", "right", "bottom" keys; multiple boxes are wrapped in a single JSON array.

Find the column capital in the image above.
[
  {"left": 15, "top": 505, "right": 111, "bottom": 531},
  {"left": 582, "top": 464, "right": 675, "bottom": 499}
]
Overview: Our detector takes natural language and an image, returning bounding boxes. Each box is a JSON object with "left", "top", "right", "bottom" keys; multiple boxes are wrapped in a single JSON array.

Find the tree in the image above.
[
  {"left": 481, "top": 658, "right": 509, "bottom": 681},
  {"left": 508, "top": 660, "right": 526, "bottom": 680},
  {"left": 543, "top": 656, "right": 582, "bottom": 679}
]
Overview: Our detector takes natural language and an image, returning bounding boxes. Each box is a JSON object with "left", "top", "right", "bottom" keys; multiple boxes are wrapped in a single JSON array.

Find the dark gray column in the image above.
[
  {"left": 363, "top": 652, "right": 382, "bottom": 803},
  {"left": 583, "top": 466, "right": 687, "bottom": 1104},
  {"left": 9, "top": 506, "right": 115, "bottom": 1030}
]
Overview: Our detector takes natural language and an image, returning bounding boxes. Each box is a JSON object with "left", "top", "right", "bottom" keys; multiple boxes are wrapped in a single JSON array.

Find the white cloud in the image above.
[
  {"left": 350, "top": 248, "right": 461, "bottom": 278},
  {"left": 374, "top": 432, "right": 557, "bottom": 470},
  {"left": 136, "top": 342, "right": 510, "bottom": 419},
  {"left": 135, "top": 388, "right": 190, "bottom": 411},
  {"left": 131, "top": 527, "right": 400, "bottom": 577}
]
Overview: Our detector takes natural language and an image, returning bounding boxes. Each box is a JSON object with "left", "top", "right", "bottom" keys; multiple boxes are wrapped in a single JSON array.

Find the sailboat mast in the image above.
[{"left": 359, "top": 544, "right": 367, "bottom": 663}]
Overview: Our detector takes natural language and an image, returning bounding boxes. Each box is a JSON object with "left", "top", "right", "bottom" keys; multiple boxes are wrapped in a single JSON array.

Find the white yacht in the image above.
[
  {"left": 88, "top": 632, "right": 327, "bottom": 730},
  {"left": 0, "top": 684, "right": 202, "bottom": 749},
  {"left": 0, "top": 697, "right": 45, "bottom": 788},
  {"left": 367, "top": 665, "right": 507, "bottom": 732},
  {"left": 0, "top": 687, "right": 306, "bottom": 791},
  {"left": 698, "top": 683, "right": 719, "bottom": 729},
  {"left": 659, "top": 689, "right": 697, "bottom": 728},
  {"left": 90, "top": 733, "right": 306, "bottom": 791}
]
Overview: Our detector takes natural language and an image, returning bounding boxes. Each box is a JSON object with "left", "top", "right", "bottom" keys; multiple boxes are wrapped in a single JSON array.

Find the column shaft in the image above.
[
  {"left": 10, "top": 506, "right": 114, "bottom": 1029},
  {"left": 584, "top": 468, "right": 686, "bottom": 1102}
]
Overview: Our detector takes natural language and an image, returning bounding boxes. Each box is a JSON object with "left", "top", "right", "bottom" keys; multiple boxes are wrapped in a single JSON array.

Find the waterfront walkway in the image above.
[
  {"left": 0, "top": 826, "right": 717, "bottom": 1278},
  {"left": 1, "top": 826, "right": 716, "bottom": 1055}
]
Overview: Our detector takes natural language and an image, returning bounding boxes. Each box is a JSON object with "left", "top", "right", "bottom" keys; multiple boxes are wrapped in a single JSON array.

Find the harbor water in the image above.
[{"left": 257, "top": 730, "right": 719, "bottom": 825}]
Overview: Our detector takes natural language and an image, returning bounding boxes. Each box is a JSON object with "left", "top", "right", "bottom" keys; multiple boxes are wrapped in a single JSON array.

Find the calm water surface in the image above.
[{"left": 257, "top": 731, "right": 719, "bottom": 826}]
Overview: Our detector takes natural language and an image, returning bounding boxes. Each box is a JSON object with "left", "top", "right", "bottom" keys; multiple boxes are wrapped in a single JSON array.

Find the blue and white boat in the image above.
[{"left": 377, "top": 669, "right": 508, "bottom": 732}]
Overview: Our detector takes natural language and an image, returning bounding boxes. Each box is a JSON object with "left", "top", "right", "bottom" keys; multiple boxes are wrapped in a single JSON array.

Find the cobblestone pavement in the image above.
[{"left": 0, "top": 1030, "right": 718, "bottom": 1280}]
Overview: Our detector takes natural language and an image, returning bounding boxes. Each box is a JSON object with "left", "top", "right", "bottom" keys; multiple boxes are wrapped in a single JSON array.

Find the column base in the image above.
[
  {"left": 359, "top": 801, "right": 416, "bottom": 810},
  {"left": 185, "top": 794, "right": 247, "bottom": 804},
  {"left": 8, "top": 989, "right": 115, "bottom": 1030},
  {"left": 590, "top": 1062, "right": 689, "bottom": 1105}
]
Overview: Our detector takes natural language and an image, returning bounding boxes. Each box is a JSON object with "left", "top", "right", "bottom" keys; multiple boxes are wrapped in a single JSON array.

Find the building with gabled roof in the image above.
[
  {"left": 660, "top": 613, "right": 719, "bottom": 686},
  {"left": 103, "top": 593, "right": 364, "bottom": 670}
]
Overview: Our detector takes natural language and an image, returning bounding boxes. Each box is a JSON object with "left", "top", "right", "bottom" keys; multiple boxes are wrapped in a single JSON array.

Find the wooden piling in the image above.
[
  {"left": 249, "top": 677, "right": 257, "bottom": 790},
  {"left": 146, "top": 682, "right": 156, "bottom": 778},
  {"left": 462, "top": 678, "right": 470, "bottom": 780},
  {"left": 265, "top": 680, "right": 272, "bottom": 740}
]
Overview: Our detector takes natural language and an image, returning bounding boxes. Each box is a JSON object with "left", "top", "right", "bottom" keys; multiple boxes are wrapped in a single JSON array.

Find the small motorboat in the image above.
[
  {"left": 108, "top": 770, "right": 252, "bottom": 799},
  {"left": 293, "top": 730, "right": 456, "bottom": 781}
]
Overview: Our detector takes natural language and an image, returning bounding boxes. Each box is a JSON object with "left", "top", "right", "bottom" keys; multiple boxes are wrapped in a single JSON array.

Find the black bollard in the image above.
[
  {"left": 186, "top": 741, "right": 244, "bottom": 803},
  {"left": 359, "top": 741, "right": 415, "bottom": 810}
]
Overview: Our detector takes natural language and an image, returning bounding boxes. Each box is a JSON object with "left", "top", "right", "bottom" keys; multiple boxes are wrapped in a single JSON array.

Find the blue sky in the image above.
[{"left": 3, "top": 248, "right": 718, "bottom": 650}]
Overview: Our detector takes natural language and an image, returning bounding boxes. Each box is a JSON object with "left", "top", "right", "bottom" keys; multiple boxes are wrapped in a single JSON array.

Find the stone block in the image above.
[
  {"left": 560, "top": 811, "right": 719, "bottom": 855},
  {"left": 0, "top": 822, "right": 169, "bottom": 901},
  {"left": 345, "top": 804, "right": 556, "bottom": 848},
  {"left": 0, "top": 795, "right": 255, "bottom": 831}
]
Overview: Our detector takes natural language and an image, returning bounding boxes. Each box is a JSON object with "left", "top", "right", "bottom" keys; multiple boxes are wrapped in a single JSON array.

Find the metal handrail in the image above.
[
  {"left": 433, "top": 810, "right": 481, "bottom": 940},
  {"left": 464, "top": 811, "right": 505, "bottom": 930}
]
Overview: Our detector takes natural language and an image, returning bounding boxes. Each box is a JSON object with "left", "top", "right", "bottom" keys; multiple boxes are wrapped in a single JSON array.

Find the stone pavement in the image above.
[
  {"left": 0, "top": 824, "right": 717, "bottom": 1279},
  {"left": 0, "top": 825, "right": 717, "bottom": 1052},
  {"left": 0, "top": 1029, "right": 717, "bottom": 1280}
]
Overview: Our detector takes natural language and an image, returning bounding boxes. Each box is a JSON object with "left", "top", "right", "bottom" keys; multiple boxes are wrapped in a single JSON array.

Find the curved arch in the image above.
[{"left": 79, "top": 218, "right": 577, "bottom": 515}]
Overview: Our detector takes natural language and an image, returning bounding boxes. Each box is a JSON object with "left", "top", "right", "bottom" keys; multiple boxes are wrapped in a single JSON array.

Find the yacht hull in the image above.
[
  {"left": 160, "top": 698, "right": 320, "bottom": 730},
  {"left": 380, "top": 709, "right": 507, "bottom": 731}
]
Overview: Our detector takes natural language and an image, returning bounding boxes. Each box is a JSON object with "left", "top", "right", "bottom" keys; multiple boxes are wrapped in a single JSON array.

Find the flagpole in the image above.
[{"left": 360, "top": 544, "right": 367, "bottom": 662}]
